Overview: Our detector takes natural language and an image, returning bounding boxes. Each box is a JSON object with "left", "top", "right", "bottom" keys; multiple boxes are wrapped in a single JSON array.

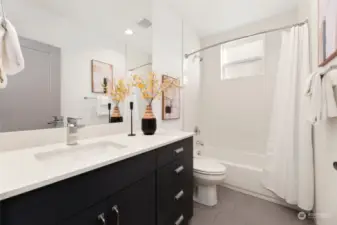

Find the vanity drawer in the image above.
[
  {"left": 157, "top": 137, "right": 193, "bottom": 168},
  {"left": 1, "top": 151, "right": 156, "bottom": 225},
  {"left": 157, "top": 159, "right": 193, "bottom": 225},
  {"left": 157, "top": 159, "right": 192, "bottom": 191},
  {"left": 170, "top": 212, "right": 190, "bottom": 225},
  {"left": 157, "top": 186, "right": 193, "bottom": 225},
  {"left": 160, "top": 194, "right": 192, "bottom": 225}
]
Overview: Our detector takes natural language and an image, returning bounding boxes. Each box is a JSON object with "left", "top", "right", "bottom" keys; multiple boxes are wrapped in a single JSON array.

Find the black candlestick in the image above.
[
  {"left": 108, "top": 103, "right": 112, "bottom": 123},
  {"left": 128, "top": 102, "right": 136, "bottom": 136}
]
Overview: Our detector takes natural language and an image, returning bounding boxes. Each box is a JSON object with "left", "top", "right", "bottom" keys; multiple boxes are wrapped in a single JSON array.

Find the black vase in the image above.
[
  {"left": 165, "top": 106, "right": 172, "bottom": 114},
  {"left": 110, "top": 117, "right": 123, "bottom": 123},
  {"left": 142, "top": 118, "right": 157, "bottom": 135},
  {"left": 110, "top": 106, "right": 123, "bottom": 123},
  {"left": 142, "top": 105, "right": 157, "bottom": 135}
]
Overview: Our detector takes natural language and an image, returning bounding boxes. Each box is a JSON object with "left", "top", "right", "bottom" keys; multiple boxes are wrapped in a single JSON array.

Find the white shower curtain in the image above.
[{"left": 263, "top": 24, "right": 314, "bottom": 211}]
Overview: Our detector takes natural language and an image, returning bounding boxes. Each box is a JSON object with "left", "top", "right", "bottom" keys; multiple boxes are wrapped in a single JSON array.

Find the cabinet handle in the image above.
[
  {"left": 175, "top": 166, "right": 184, "bottom": 174},
  {"left": 97, "top": 213, "right": 106, "bottom": 225},
  {"left": 175, "top": 147, "right": 184, "bottom": 155},
  {"left": 112, "top": 205, "right": 120, "bottom": 225},
  {"left": 175, "top": 215, "right": 184, "bottom": 225},
  {"left": 174, "top": 190, "right": 184, "bottom": 200}
]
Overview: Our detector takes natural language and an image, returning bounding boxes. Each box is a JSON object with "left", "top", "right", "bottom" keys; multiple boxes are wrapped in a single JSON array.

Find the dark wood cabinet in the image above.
[
  {"left": 0, "top": 137, "right": 193, "bottom": 225},
  {"left": 156, "top": 138, "right": 194, "bottom": 225},
  {"left": 60, "top": 174, "right": 156, "bottom": 225}
]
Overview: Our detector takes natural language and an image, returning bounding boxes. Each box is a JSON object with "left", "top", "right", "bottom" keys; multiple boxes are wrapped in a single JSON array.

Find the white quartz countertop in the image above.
[{"left": 0, "top": 130, "right": 193, "bottom": 201}]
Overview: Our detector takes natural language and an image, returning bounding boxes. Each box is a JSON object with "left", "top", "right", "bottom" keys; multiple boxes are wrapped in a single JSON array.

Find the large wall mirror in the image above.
[{"left": 0, "top": 0, "right": 152, "bottom": 132}]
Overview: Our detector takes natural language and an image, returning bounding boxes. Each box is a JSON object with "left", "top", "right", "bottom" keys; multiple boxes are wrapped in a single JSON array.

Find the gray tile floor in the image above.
[{"left": 191, "top": 187, "right": 315, "bottom": 225}]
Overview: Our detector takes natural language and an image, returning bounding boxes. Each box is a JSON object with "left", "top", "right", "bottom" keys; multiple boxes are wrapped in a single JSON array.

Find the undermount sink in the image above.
[{"left": 35, "top": 141, "right": 127, "bottom": 161}]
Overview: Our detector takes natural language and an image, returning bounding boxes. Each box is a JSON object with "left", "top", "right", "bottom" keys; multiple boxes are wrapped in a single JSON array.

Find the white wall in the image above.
[
  {"left": 126, "top": 45, "right": 152, "bottom": 123},
  {"left": 200, "top": 10, "right": 298, "bottom": 154},
  {"left": 5, "top": 0, "right": 151, "bottom": 126},
  {"left": 152, "top": 1, "right": 200, "bottom": 131},
  {"left": 152, "top": 0, "right": 183, "bottom": 130},
  {"left": 182, "top": 24, "right": 201, "bottom": 132},
  {"left": 298, "top": 1, "right": 337, "bottom": 224}
]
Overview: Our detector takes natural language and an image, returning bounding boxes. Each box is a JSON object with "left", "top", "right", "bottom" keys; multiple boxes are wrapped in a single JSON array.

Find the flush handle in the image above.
[
  {"left": 175, "top": 147, "right": 184, "bottom": 155},
  {"left": 174, "top": 190, "right": 184, "bottom": 200},
  {"left": 97, "top": 213, "right": 106, "bottom": 225},
  {"left": 175, "top": 166, "right": 184, "bottom": 174},
  {"left": 175, "top": 215, "right": 184, "bottom": 225}
]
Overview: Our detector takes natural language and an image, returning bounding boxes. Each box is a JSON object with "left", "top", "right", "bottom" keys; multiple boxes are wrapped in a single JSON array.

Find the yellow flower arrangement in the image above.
[
  {"left": 132, "top": 72, "right": 181, "bottom": 105},
  {"left": 107, "top": 78, "right": 130, "bottom": 106}
]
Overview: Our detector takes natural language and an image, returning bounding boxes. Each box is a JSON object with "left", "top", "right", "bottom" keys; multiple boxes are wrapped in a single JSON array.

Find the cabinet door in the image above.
[
  {"left": 59, "top": 201, "right": 108, "bottom": 225},
  {"left": 107, "top": 174, "right": 156, "bottom": 225},
  {"left": 59, "top": 174, "right": 155, "bottom": 225}
]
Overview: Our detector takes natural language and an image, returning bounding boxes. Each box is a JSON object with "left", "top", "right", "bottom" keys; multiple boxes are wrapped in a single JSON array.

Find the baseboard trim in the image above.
[{"left": 220, "top": 183, "right": 297, "bottom": 210}]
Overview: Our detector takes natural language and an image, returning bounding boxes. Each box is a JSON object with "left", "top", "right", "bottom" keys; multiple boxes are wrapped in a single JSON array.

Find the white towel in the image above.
[
  {"left": 96, "top": 96, "right": 110, "bottom": 116},
  {"left": 2, "top": 18, "right": 24, "bottom": 75},
  {"left": 322, "top": 70, "right": 337, "bottom": 119},
  {"left": 0, "top": 68, "right": 7, "bottom": 89},
  {"left": 305, "top": 71, "right": 322, "bottom": 124},
  {"left": 305, "top": 70, "right": 337, "bottom": 124}
]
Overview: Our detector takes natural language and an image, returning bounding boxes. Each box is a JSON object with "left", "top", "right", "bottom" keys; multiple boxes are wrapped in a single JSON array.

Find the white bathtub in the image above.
[{"left": 199, "top": 146, "right": 284, "bottom": 204}]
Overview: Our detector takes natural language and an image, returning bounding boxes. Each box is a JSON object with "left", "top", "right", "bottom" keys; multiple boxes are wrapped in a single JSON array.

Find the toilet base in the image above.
[{"left": 193, "top": 184, "right": 218, "bottom": 206}]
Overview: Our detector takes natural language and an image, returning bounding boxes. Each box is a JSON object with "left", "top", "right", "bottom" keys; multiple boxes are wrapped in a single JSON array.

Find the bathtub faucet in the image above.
[{"left": 196, "top": 140, "right": 204, "bottom": 146}]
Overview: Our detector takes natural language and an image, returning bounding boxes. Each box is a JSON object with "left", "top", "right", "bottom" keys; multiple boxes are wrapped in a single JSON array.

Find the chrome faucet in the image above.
[
  {"left": 48, "top": 116, "right": 64, "bottom": 128},
  {"left": 66, "top": 117, "right": 85, "bottom": 145}
]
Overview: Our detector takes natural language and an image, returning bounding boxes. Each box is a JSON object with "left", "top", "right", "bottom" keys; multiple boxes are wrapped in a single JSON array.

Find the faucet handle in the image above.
[
  {"left": 67, "top": 117, "right": 82, "bottom": 126},
  {"left": 48, "top": 116, "right": 64, "bottom": 126}
]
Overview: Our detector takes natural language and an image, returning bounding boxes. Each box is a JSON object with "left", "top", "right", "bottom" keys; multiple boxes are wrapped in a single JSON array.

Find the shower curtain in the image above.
[{"left": 263, "top": 24, "right": 314, "bottom": 211}]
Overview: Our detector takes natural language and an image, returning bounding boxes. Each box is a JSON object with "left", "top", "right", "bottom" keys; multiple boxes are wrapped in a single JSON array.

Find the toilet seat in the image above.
[{"left": 194, "top": 158, "right": 226, "bottom": 175}]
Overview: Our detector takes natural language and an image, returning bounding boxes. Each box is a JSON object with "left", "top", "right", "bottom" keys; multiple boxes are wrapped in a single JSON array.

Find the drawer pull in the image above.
[
  {"left": 175, "top": 147, "right": 184, "bottom": 154},
  {"left": 175, "top": 166, "right": 184, "bottom": 174},
  {"left": 112, "top": 205, "right": 120, "bottom": 225},
  {"left": 175, "top": 190, "right": 184, "bottom": 200},
  {"left": 175, "top": 215, "right": 184, "bottom": 225},
  {"left": 97, "top": 213, "right": 106, "bottom": 225}
]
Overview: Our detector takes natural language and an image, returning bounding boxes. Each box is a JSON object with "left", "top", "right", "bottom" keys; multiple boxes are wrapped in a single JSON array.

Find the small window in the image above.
[{"left": 221, "top": 35, "right": 265, "bottom": 80}]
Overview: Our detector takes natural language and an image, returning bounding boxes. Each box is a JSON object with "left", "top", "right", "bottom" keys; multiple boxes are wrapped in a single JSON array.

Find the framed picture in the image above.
[
  {"left": 162, "top": 75, "right": 180, "bottom": 120},
  {"left": 318, "top": 0, "right": 337, "bottom": 66},
  {"left": 91, "top": 60, "right": 113, "bottom": 93}
]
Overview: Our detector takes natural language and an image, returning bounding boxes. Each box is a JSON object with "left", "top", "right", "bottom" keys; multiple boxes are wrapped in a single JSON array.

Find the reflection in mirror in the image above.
[
  {"left": 0, "top": 0, "right": 152, "bottom": 132},
  {"left": 126, "top": 46, "right": 152, "bottom": 123}
]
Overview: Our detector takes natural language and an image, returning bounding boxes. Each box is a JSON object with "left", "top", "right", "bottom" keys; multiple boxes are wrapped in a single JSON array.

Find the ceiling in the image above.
[
  {"left": 165, "top": 0, "right": 299, "bottom": 37},
  {"left": 14, "top": 0, "right": 300, "bottom": 52},
  {"left": 27, "top": 0, "right": 153, "bottom": 54}
]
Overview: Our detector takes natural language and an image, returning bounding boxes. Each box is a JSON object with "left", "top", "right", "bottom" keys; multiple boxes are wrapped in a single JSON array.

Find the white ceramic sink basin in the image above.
[{"left": 35, "top": 141, "right": 127, "bottom": 161}]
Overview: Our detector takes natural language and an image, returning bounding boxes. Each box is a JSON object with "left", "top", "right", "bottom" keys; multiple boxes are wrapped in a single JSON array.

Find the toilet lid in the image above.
[{"left": 194, "top": 158, "right": 226, "bottom": 175}]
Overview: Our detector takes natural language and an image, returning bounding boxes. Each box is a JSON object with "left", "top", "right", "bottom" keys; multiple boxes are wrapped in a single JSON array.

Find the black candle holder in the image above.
[{"left": 128, "top": 102, "right": 136, "bottom": 136}]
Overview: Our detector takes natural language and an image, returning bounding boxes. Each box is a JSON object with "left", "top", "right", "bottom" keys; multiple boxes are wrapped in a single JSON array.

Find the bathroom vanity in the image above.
[{"left": 0, "top": 132, "right": 193, "bottom": 225}]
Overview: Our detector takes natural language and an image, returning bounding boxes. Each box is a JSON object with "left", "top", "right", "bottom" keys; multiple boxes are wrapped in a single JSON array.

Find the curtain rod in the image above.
[
  {"left": 185, "top": 19, "right": 309, "bottom": 59},
  {"left": 128, "top": 62, "right": 152, "bottom": 72}
]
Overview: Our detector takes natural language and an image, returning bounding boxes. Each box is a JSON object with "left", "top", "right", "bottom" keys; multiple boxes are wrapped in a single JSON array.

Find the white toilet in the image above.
[{"left": 193, "top": 157, "right": 227, "bottom": 206}]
